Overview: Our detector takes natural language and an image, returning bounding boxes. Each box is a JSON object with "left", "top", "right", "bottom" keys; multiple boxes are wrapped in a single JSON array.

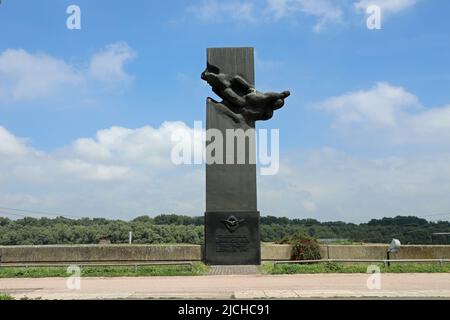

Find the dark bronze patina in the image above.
[{"left": 201, "top": 62, "right": 290, "bottom": 123}]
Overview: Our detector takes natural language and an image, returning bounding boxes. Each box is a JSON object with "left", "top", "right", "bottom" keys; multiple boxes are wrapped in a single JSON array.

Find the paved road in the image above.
[{"left": 1, "top": 274, "right": 449, "bottom": 299}]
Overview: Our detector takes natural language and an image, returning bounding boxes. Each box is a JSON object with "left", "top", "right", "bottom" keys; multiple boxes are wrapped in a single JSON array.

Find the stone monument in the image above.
[{"left": 202, "top": 47, "right": 289, "bottom": 265}]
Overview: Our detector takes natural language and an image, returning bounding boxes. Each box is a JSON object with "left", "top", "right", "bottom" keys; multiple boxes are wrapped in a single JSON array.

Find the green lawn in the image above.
[
  {"left": 262, "top": 262, "right": 450, "bottom": 274},
  {"left": 1, "top": 262, "right": 448, "bottom": 278},
  {"left": 0, "top": 263, "right": 209, "bottom": 278}
]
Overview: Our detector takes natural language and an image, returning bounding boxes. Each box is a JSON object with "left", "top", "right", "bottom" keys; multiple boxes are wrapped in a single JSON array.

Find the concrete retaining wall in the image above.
[
  {"left": 261, "top": 244, "right": 329, "bottom": 260},
  {"left": 262, "top": 244, "right": 450, "bottom": 260},
  {"left": 0, "top": 245, "right": 202, "bottom": 263},
  {"left": 324, "top": 245, "right": 450, "bottom": 260},
  {"left": 0, "top": 244, "right": 449, "bottom": 263}
]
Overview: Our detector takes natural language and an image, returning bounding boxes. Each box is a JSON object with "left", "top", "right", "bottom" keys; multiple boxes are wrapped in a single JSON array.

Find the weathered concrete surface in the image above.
[
  {"left": 262, "top": 244, "right": 450, "bottom": 260},
  {"left": 0, "top": 245, "right": 202, "bottom": 263},
  {"left": 324, "top": 245, "right": 450, "bottom": 260},
  {"left": 261, "top": 244, "right": 292, "bottom": 260},
  {"left": 0, "top": 244, "right": 449, "bottom": 263},
  {"left": 393, "top": 245, "right": 450, "bottom": 260},
  {"left": 1, "top": 274, "right": 449, "bottom": 300},
  {"left": 261, "top": 244, "right": 329, "bottom": 260}
]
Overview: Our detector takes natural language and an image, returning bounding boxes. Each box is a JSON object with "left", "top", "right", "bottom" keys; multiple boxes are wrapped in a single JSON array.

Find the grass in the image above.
[
  {"left": 2, "top": 262, "right": 448, "bottom": 278},
  {"left": 262, "top": 262, "right": 450, "bottom": 274},
  {"left": 0, "top": 262, "right": 209, "bottom": 278},
  {"left": 0, "top": 294, "right": 15, "bottom": 300}
]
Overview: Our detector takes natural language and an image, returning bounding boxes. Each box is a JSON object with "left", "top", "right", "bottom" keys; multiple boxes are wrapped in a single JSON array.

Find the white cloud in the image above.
[
  {"left": 0, "top": 123, "right": 204, "bottom": 219},
  {"left": 0, "top": 49, "right": 83, "bottom": 101},
  {"left": 70, "top": 122, "right": 195, "bottom": 166},
  {"left": 0, "top": 42, "right": 136, "bottom": 103},
  {"left": 317, "top": 82, "right": 450, "bottom": 144},
  {"left": 1, "top": 118, "right": 450, "bottom": 222},
  {"left": 89, "top": 42, "right": 136, "bottom": 84},
  {"left": 266, "top": 0, "right": 343, "bottom": 32},
  {"left": 58, "top": 160, "right": 131, "bottom": 182},
  {"left": 318, "top": 82, "right": 420, "bottom": 127},
  {"left": 0, "top": 126, "right": 30, "bottom": 156},
  {"left": 188, "top": 0, "right": 342, "bottom": 31},
  {"left": 354, "top": 0, "right": 417, "bottom": 15},
  {"left": 188, "top": 0, "right": 256, "bottom": 23},
  {"left": 1, "top": 81, "right": 448, "bottom": 222},
  {"left": 260, "top": 148, "right": 450, "bottom": 222},
  {"left": 187, "top": 0, "right": 418, "bottom": 31}
]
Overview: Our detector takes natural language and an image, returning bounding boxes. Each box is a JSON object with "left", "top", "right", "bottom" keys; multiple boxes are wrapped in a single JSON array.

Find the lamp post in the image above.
[{"left": 386, "top": 239, "right": 401, "bottom": 267}]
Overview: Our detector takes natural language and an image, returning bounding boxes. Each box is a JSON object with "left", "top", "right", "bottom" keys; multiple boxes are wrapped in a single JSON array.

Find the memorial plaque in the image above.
[{"left": 204, "top": 211, "right": 260, "bottom": 265}]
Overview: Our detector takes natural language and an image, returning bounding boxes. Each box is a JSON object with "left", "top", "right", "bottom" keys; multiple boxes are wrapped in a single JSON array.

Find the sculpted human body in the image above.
[{"left": 201, "top": 63, "right": 290, "bottom": 122}]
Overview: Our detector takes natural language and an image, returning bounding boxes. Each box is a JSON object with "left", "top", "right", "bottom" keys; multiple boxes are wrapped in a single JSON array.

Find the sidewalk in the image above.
[{"left": 1, "top": 273, "right": 449, "bottom": 299}]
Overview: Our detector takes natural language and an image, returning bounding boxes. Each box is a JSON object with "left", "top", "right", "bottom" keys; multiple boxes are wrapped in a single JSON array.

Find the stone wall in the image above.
[{"left": 0, "top": 244, "right": 449, "bottom": 263}]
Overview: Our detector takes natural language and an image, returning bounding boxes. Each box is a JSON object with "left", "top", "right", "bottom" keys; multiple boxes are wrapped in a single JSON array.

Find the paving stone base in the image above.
[{"left": 208, "top": 265, "right": 259, "bottom": 275}]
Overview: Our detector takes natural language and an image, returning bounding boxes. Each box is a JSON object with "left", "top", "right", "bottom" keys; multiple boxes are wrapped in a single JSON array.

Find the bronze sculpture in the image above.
[{"left": 201, "top": 62, "right": 290, "bottom": 123}]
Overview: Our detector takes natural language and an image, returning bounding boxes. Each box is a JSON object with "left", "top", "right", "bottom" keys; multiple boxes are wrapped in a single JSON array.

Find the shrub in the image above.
[{"left": 277, "top": 234, "right": 322, "bottom": 260}]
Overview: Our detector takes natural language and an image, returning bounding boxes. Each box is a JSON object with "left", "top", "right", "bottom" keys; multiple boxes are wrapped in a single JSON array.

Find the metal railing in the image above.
[{"left": 274, "top": 259, "right": 450, "bottom": 267}]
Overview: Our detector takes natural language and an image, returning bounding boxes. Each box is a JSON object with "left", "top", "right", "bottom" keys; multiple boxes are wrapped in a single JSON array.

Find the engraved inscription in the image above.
[{"left": 215, "top": 234, "right": 250, "bottom": 253}]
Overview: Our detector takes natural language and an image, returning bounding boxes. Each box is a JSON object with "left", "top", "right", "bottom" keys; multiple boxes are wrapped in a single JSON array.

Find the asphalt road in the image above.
[{"left": 1, "top": 273, "right": 449, "bottom": 299}]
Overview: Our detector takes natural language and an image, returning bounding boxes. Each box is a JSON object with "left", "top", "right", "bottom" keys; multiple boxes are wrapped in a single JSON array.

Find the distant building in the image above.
[
  {"left": 431, "top": 233, "right": 450, "bottom": 245},
  {"left": 98, "top": 236, "right": 111, "bottom": 245}
]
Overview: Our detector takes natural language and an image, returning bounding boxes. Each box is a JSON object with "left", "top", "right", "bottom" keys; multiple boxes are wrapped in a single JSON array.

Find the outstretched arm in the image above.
[
  {"left": 231, "top": 75, "right": 254, "bottom": 92},
  {"left": 263, "top": 91, "right": 290, "bottom": 100},
  {"left": 223, "top": 87, "right": 246, "bottom": 108}
]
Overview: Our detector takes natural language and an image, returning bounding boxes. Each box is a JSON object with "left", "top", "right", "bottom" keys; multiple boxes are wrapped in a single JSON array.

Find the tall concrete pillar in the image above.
[{"left": 204, "top": 47, "right": 261, "bottom": 265}]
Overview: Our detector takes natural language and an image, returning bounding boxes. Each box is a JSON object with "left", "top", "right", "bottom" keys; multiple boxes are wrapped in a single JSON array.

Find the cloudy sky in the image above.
[{"left": 0, "top": 0, "right": 449, "bottom": 222}]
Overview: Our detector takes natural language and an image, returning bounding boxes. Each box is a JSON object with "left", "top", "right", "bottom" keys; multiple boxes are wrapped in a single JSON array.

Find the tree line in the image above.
[{"left": 0, "top": 214, "right": 448, "bottom": 245}]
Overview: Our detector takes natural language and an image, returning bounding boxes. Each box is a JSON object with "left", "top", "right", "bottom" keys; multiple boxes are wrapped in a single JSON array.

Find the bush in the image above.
[{"left": 277, "top": 234, "right": 322, "bottom": 260}]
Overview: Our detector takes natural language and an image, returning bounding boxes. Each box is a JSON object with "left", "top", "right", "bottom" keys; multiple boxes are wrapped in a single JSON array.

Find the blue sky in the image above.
[{"left": 1, "top": 0, "right": 450, "bottom": 222}]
